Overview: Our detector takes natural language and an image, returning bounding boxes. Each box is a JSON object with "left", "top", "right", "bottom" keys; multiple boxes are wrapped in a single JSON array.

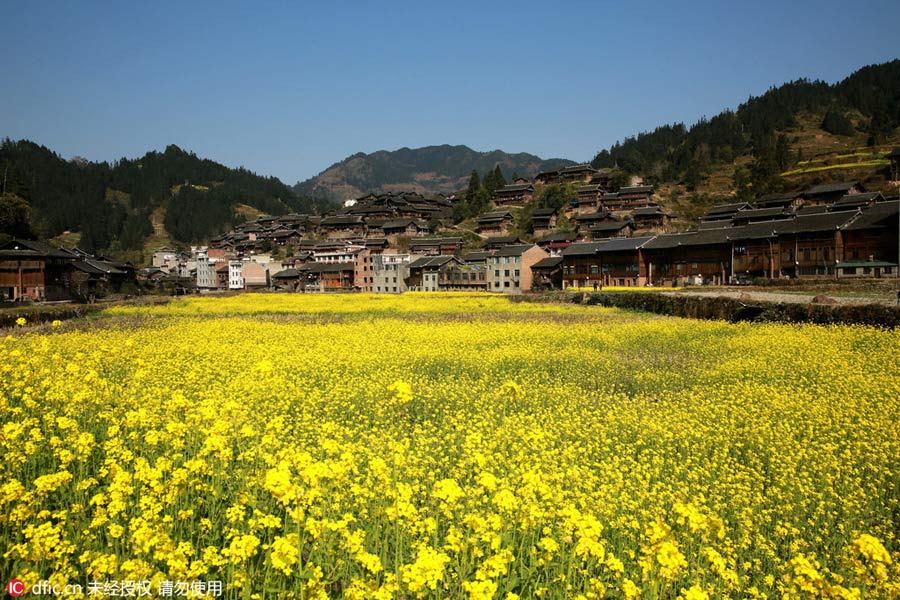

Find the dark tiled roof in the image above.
[
  {"left": 796, "top": 205, "right": 830, "bottom": 215},
  {"left": 272, "top": 268, "right": 301, "bottom": 278},
  {"left": 478, "top": 211, "right": 513, "bottom": 221},
  {"left": 461, "top": 251, "right": 494, "bottom": 262},
  {"left": 805, "top": 181, "right": 860, "bottom": 196},
  {"left": 410, "top": 237, "right": 463, "bottom": 246},
  {"left": 531, "top": 256, "right": 563, "bottom": 269},
  {"left": 408, "top": 256, "right": 457, "bottom": 269},
  {"left": 577, "top": 184, "right": 605, "bottom": 193},
  {"left": 843, "top": 200, "right": 899, "bottom": 230},
  {"left": 833, "top": 192, "right": 883, "bottom": 206},
  {"left": 706, "top": 202, "right": 751, "bottom": 216},
  {"left": 596, "top": 236, "right": 655, "bottom": 253},
  {"left": 755, "top": 192, "right": 800, "bottom": 207},
  {"left": 618, "top": 185, "right": 654, "bottom": 194},
  {"left": 536, "top": 232, "right": 579, "bottom": 243},
  {"left": 532, "top": 207, "right": 558, "bottom": 216},
  {"left": 632, "top": 206, "right": 668, "bottom": 217},
  {"left": 561, "top": 242, "right": 608, "bottom": 256},
  {"left": 779, "top": 210, "right": 858, "bottom": 233},
  {"left": 588, "top": 221, "right": 632, "bottom": 232},
  {"left": 575, "top": 211, "right": 612, "bottom": 222},
  {"left": 560, "top": 164, "right": 597, "bottom": 174},
  {"left": 0, "top": 238, "right": 73, "bottom": 259},
  {"left": 494, "top": 244, "right": 540, "bottom": 257},
  {"left": 733, "top": 207, "right": 790, "bottom": 220},
  {"left": 496, "top": 183, "right": 534, "bottom": 193},
  {"left": 306, "top": 261, "right": 355, "bottom": 273},
  {"left": 320, "top": 215, "right": 364, "bottom": 226}
]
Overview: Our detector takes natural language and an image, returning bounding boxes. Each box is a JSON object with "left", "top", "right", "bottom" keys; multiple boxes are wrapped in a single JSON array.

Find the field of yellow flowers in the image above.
[{"left": 2, "top": 293, "right": 899, "bottom": 599}]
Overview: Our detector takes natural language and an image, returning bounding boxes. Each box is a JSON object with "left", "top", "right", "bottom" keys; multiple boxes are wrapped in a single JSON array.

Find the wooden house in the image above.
[
  {"left": 608, "top": 185, "right": 655, "bottom": 210},
  {"left": 531, "top": 207, "right": 559, "bottom": 236},
  {"left": 477, "top": 211, "right": 515, "bottom": 236},
  {"left": 409, "top": 237, "right": 464, "bottom": 256},
  {"left": 0, "top": 239, "right": 75, "bottom": 301},
  {"left": 802, "top": 181, "right": 864, "bottom": 206},
  {"left": 535, "top": 231, "right": 580, "bottom": 254},
  {"left": 319, "top": 215, "right": 367, "bottom": 238},
  {"left": 595, "top": 236, "right": 655, "bottom": 287},
  {"left": 588, "top": 220, "right": 635, "bottom": 240},
  {"left": 560, "top": 242, "right": 607, "bottom": 289},
  {"left": 631, "top": 205, "right": 674, "bottom": 231},
  {"left": 529, "top": 256, "right": 563, "bottom": 290},
  {"left": 493, "top": 183, "right": 535, "bottom": 206},
  {"left": 643, "top": 229, "right": 731, "bottom": 286},
  {"left": 574, "top": 185, "right": 605, "bottom": 214}
]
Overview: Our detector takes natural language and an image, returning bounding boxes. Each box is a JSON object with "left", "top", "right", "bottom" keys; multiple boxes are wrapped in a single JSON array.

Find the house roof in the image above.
[
  {"left": 410, "top": 237, "right": 463, "bottom": 246},
  {"left": 561, "top": 242, "right": 608, "bottom": 256},
  {"left": 705, "top": 202, "right": 752, "bottom": 216},
  {"left": 0, "top": 238, "right": 73, "bottom": 259},
  {"left": 732, "top": 207, "right": 790, "bottom": 220},
  {"left": 306, "top": 261, "right": 355, "bottom": 273},
  {"left": 805, "top": 181, "right": 860, "bottom": 196},
  {"left": 577, "top": 184, "right": 605, "bottom": 193},
  {"left": 461, "top": 251, "right": 494, "bottom": 262},
  {"left": 755, "top": 192, "right": 800, "bottom": 207},
  {"left": 494, "top": 244, "right": 540, "bottom": 257},
  {"left": 575, "top": 211, "right": 612, "bottom": 222},
  {"left": 531, "top": 256, "right": 563, "bottom": 269},
  {"left": 618, "top": 185, "right": 654, "bottom": 195},
  {"left": 560, "top": 164, "right": 597, "bottom": 174},
  {"left": 496, "top": 183, "right": 534, "bottom": 193},
  {"left": 532, "top": 207, "right": 558, "bottom": 216},
  {"left": 843, "top": 200, "right": 899, "bottom": 230},
  {"left": 408, "top": 256, "right": 458, "bottom": 269},
  {"left": 272, "top": 268, "right": 301, "bottom": 278},
  {"left": 837, "top": 260, "right": 897, "bottom": 268},
  {"left": 320, "top": 215, "right": 364, "bottom": 226},
  {"left": 833, "top": 192, "right": 883, "bottom": 207},
  {"left": 478, "top": 210, "right": 513, "bottom": 221},
  {"left": 596, "top": 236, "right": 655, "bottom": 253},
  {"left": 588, "top": 221, "right": 632, "bottom": 232},
  {"left": 631, "top": 206, "right": 669, "bottom": 217},
  {"left": 483, "top": 235, "right": 522, "bottom": 247},
  {"left": 536, "top": 232, "right": 579, "bottom": 243}
]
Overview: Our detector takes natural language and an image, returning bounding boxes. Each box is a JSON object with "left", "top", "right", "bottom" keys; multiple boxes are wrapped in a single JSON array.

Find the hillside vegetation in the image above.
[
  {"left": 0, "top": 141, "right": 333, "bottom": 256},
  {"left": 294, "top": 144, "right": 574, "bottom": 204}
]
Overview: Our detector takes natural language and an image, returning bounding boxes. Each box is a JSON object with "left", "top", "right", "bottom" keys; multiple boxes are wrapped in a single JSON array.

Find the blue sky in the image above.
[{"left": 2, "top": 1, "right": 899, "bottom": 184}]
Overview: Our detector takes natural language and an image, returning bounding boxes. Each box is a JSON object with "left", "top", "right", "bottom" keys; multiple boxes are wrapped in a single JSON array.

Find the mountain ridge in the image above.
[{"left": 294, "top": 144, "right": 575, "bottom": 203}]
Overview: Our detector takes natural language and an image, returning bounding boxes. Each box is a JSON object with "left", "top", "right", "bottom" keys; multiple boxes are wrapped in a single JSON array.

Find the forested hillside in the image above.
[
  {"left": 0, "top": 141, "right": 332, "bottom": 253},
  {"left": 591, "top": 60, "right": 900, "bottom": 195}
]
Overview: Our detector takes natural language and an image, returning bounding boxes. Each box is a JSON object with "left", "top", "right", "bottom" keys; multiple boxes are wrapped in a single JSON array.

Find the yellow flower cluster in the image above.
[{"left": 1, "top": 292, "right": 898, "bottom": 598}]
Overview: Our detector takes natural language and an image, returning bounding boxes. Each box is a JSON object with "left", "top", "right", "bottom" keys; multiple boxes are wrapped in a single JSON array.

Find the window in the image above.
[
  {"left": 514, "top": 269, "right": 520, "bottom": 277},
  {"left": 504, "top": 281, "right": 510, "bottom": 287},
  {"left": 504, "top": 270, "right": 510, "bottom": 277},
  {"left": 494, "top": 282, "right": 500, "bottom": 288},
  {"left": 590, "top": 265, "right": 598, "bottom": 274},
  {"left": 494, "top": 270, "right": 500, "bottom": 277}
]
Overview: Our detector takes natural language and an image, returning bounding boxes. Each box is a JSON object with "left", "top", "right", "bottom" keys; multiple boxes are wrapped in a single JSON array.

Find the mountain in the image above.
[
  {"left": 0, "top": 140, "right": 333, "bottom": 254},
  {"left": 589, "top": 60, "right": 900, "bottom": 196},
  {"left": 294, "top": 144, "right": 575, "bottom": 203}
]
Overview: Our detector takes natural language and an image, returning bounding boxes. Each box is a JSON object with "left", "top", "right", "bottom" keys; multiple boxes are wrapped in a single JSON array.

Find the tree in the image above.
[
  {"left": 821, "top": 110, "right": 855, "bottom": 136},
  {"left": 732, "top": 167, "right": 754, "bottom": 203},
  {"left": 0, "top": 193, "right": 34, "bottom": 238}
]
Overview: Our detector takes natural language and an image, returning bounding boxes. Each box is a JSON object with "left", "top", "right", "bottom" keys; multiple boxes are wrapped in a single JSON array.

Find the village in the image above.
[{"left": 2, "top": 153, "right": 900, "bottom": 301}]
